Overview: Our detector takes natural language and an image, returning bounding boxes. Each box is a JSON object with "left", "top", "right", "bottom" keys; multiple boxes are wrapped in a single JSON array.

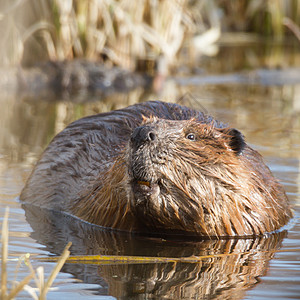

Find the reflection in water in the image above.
[{"left": 23, "top": 203, "right": 287, "bottom": 299}]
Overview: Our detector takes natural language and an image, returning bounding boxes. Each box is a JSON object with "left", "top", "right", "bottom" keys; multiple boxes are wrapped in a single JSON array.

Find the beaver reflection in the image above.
[{"left": 24, "top": 203, "right": 287, "bottom": 299}]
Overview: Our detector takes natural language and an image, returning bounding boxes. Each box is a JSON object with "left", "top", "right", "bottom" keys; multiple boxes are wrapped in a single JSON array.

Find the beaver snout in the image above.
[
  {"left": 129, "top": 123, "right": 164, "bottom": 186},
  {"left": 131, "top": 125, "right": 157, "bottom": 148}
]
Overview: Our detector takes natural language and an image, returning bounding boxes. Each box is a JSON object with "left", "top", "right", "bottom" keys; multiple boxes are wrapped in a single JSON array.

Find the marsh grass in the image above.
[
  {"left": 0, "top": 1, "right": 299, "bottom": 68},
  {"left": 47, "top": 0, "right": 198, "bottom": 69},
  {"left": 0, "top": 207, "right": 71, "bottom": 300}
]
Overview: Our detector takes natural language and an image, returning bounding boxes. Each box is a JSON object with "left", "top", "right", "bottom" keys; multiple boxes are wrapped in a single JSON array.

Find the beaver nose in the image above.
[{"left": 131, "top": 126, "right": 156, "bottom": 148}]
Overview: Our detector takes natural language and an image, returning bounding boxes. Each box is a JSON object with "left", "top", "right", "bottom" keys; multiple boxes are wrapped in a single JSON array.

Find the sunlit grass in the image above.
[
  {"left": 47, "top": 0, "right": 198, "bottom": 69},
  {"left": 0, "top": 207, "right": 71, "bottom": 300},
  {"left": 0, "top": 0, "right": 299, "bottom": 68}
]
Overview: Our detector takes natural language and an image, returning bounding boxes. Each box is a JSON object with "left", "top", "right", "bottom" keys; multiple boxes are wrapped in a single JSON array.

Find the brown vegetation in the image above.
[{"left": 0, "top": 0, "right": 299, "bottom": 69}]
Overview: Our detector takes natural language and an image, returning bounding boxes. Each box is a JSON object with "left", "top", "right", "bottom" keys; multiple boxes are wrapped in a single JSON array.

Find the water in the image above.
[{"left": 1, "top": 43, "right": 300, "bottom": 299}]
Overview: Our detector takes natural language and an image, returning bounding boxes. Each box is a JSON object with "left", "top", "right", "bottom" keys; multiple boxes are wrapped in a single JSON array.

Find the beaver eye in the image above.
[{"left": 186, "top": 133, "right": 196, "bottom": 141}]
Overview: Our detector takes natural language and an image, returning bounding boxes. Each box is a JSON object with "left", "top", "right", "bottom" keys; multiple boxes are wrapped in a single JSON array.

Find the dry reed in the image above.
[
  {"left": 0, "top": 207, "right": 71, "bottom": 300},
  {"left": 0, "top": 0, "right": 299, "bottom": 68}
]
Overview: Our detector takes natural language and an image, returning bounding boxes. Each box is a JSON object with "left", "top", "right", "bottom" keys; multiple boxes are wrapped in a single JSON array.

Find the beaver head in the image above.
[
  {"left": 127, "top": 118, "right": 248, "bottom": 235},
  {"left": 123, "top": 117, "right": 291, "bottom": 237},
  {"left": 75, "top": 117, "right": 291, "bottom": 237}
]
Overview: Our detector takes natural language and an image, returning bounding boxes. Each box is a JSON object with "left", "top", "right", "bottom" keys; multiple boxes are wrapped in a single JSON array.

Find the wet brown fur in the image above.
[
  {"left": 72, "top": 118, "right": 292, "bottom": 237},
  {"left": 20, "top": 101, "right": 292, "bottom": 237}
]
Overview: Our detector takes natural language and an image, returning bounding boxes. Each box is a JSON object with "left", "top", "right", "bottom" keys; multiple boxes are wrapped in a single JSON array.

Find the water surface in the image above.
[{"left": 1, "top": 43, "right": 300, "bottom": 299}]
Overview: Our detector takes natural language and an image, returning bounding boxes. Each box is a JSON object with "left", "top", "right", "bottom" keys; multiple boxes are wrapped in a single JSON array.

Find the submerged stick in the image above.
[
  {"left": 38, "top": 251, "right": 251, "bottom": 265},
  {"left": 37, "top": 247, "right": 300, "bottom": 266}
]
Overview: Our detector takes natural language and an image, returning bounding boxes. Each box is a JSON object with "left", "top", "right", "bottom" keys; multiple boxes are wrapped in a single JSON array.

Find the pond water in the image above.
[{"left": 1, "top": 42, "right": 300, "bottom": 299}]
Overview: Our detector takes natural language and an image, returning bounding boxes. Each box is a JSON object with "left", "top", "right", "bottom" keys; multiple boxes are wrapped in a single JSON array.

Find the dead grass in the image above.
[
  {"left": 46, "top": 0, "right": 199, "bottom": 70},
  {"left": 0, "top": 207, "right": 71, "bottom": 300},
  {"left": 0, "top": 0, "right": 299, "bottom": 68}
]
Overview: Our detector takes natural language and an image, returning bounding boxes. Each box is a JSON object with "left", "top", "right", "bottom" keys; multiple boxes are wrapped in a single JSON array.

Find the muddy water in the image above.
[{"left": 1, "top": 44, "right": 300, "bottom": 299}]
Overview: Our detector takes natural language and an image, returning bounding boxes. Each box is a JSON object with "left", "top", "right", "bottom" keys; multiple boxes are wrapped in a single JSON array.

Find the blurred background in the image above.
[{"left": 0, "top": 0, "right": 299, "bottom": 68}]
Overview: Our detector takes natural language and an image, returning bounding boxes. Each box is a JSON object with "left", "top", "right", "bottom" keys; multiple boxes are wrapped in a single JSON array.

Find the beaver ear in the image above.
[{"left": 226, "top": 128, "right": 246, "bottom": 155}]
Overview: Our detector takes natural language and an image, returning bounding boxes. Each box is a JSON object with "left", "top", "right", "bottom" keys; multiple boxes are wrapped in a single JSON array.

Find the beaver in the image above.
[{"left": 20, "top": 101, "right": 292, "bottom": 237}]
